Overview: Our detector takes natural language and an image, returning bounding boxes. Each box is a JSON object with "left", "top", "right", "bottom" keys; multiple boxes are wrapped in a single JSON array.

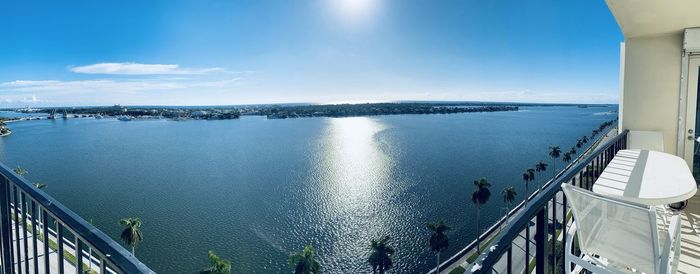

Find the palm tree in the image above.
[
  {"left": 427, "top": 219, "right": 451, "bottom": 272},
  {"left": 582, "top": 136, "right": 589, "bottom": 143},
  {"left": 472, "top": 177, "right": 491, "bottom": 254},
  {"left": 569, "top": 147, "right": 577, "bottom": 155},
  {"left": 11, "top": 166, "right": 47, "bottom": 227},
  {"left": 563, "top": 152, "right": 572, "bottom": 165},
  {"left": 549, "top": 146, "right": 561, "bottom": 179},
  {"left": 501, "top": 187, "right": 517, "bottom": 223},
  {"left": 535, "top": 161, "right": 548, "bottom": 191},
  {"left": 522, "top": 169, "right": 535, "bottom": 204},
  {"left": 576, "top": 139, "right": 582, "bottom": 148},
  {"left": 13, "top": 166, "right": 27, "bottom": 176},
  {"left": 12, "top": 166, "right": 47, "bottom": 189},
  {"left": 369, "top": 236, "right": 395, "bottom": 274},
  {"left": 202, "top": 251, "right": 232, "bottom": 274},
  {"left": 288, "top": 245, "right": 320, "bottom": 274},
  {"left": 119, "top": 217, "right": 143, "bottom": 255}
]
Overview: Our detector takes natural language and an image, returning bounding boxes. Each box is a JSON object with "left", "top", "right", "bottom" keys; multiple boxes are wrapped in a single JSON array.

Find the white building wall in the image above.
[{"left": 621, "top": 33, "right": 683, "bottom": 154}]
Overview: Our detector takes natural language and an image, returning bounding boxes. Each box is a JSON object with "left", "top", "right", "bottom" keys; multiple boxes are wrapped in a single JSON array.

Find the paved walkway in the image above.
[{"left": 3, "top": 214, "right": 105, "bottom": 274}]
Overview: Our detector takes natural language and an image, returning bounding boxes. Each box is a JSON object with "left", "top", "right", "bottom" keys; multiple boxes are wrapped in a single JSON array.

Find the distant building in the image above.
[{"left": 192, "top": 110, "right": 208, "bottom": 117}]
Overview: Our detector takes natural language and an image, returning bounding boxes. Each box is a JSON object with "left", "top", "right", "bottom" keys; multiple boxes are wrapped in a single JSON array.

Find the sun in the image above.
[{"left": 328, "top": 0, "right": 381, "bottom": 27}]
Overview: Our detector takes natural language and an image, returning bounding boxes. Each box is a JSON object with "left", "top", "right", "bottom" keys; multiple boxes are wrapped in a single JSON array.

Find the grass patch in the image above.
[
  {"left": 45, "top": 237, "right": 98, "bottom": 274},
  {"left": 466, "top": 236, "right": 497, "bottom": 264},
  {"left": 523, "top": 256, "right": 537, "bottom": 274},
  {"left": 448, "top": 266, "right": 465, "bottom": 274},
  {"left": 14, "top": 215, "right": 98, "bottom": 274},
  {"left": 521, "top": 224, "right": 567, "bottom": 274}
]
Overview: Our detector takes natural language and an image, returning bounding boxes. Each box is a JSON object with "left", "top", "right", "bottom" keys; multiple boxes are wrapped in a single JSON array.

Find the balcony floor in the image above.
[{"left": 678, "top": 191, "right": 700, "bottom": 274}]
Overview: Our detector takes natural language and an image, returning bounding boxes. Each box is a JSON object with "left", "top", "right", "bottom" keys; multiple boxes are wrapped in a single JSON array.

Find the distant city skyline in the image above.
[{"left": 0, "top": 1, "right": 622, "bottom": 107}]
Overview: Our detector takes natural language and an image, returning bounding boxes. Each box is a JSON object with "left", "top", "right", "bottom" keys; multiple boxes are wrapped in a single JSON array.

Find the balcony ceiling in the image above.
[{"left": 606, "top": 0, "right": 700, "bottom": 38}]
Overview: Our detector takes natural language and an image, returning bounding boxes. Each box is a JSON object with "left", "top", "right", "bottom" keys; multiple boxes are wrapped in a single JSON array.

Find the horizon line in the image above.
[{"left": 1, "top": 100, "right": 619, "bottom": 109}]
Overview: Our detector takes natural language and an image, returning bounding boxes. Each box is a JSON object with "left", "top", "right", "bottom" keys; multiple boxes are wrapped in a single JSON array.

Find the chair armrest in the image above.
[{"left": 659, "top": 213, "right": 681, "bottom": 274}]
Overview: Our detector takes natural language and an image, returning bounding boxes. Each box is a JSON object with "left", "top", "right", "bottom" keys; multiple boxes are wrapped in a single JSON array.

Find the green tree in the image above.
[
  {"left": 12, "top": 166, "right": 47, "bottom": 189},
  {"left": 502, "top": 187, "right": 517, "bottom": 214},
  {"left": 522, "top": 169, "right": 535, "bottom": 205},
  {"left": 472, "top": 177, "right": 491, "bottom": 254},
  {"left": 13, "top": 166, "right": 27, "bottom": 176},
  {"left": 202, "top": 251, "right": 232, "bottom": 274},
  {"left": 501, "top": 187, "right": 517, "bottom": 226},
  {"left": 369, "top": 236, "right": 395, "bottom": 274},
  {"left": 549, "top": 146, "right": 562, "bottom": 178},
  {"left": 119, "top": 217, "right": 143, "bottom": 255},
  {"left": 563, "top": 152, "right": 572, "bottom": 165},
  {"left": 427, "top": 219, "right": 451, "bottom": 272},
  {"left": 288, "top": 245, "right": 321, "bottom": 274},
  {"left": 12, "top": 166, "right": 47, "bottom": 230},
  {"left": 535, "top": 161, "right": 548, "bottom": 191}
]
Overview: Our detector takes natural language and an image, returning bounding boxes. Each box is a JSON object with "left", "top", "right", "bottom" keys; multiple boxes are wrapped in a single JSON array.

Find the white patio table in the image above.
[{"left": 592, "top": 149, "right": 697, "bottom": 208}]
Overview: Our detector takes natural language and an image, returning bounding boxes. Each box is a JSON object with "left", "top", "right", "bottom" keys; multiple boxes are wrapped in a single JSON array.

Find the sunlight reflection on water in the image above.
[{"left": 314, "top": 117, "right": 396, "bottom": 270}]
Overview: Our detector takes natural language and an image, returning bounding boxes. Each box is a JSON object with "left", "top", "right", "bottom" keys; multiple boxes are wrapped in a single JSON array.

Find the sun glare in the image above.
[{"left": 328, "top": 0, "right": 381, "bottom": 27}]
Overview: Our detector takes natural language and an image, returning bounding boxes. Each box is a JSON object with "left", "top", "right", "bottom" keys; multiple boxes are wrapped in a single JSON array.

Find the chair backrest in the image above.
[
  {"left": 562, "top": 184, "right": 660, "bottom": 274},
  {"left": 628, "top": 130, "right": 665, "bottom": 152}
]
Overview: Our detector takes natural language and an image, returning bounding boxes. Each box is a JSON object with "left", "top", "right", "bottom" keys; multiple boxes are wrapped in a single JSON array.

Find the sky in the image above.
[{"left": 0, "top": 0, "right": 623, "bottom": 107}]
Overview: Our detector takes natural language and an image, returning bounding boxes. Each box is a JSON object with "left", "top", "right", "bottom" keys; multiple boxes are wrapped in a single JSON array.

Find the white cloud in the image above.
[
  {"left": 68, "top": 62, "right": 225, "bottom": 75},
  {"left": 0, "top": 79, "right": 187, "bottom": 92}
]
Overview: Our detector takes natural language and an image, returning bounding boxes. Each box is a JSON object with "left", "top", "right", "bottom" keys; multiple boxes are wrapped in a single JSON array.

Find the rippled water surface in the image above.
[{"left": 0, "top": 106, "right": 616, "bottom": 273}]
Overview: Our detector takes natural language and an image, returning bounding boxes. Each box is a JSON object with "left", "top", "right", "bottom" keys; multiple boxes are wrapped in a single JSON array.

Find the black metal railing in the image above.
[
  {"left": 461, "top": 129, "right": 628, "bottom": 274},
  {"left": 431, "top": 128, "right": 623, "bottom": 274},
  {"left": 0, "top": 163, "right": 154, "bottom": 274}
]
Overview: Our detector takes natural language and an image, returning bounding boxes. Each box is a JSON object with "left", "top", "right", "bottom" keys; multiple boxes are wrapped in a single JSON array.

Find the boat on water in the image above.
[
  {"left": 48, "top": 109, "right": 57, "bottom": 120},
  {"left": 0, "top": 122, "right": 11, "bottom": 137},
  {"left": 117, "top": 116, "right": 133, "bottom": 121},
  {"left": 94, "top": 114, "right": 103, "bottom": 119}
]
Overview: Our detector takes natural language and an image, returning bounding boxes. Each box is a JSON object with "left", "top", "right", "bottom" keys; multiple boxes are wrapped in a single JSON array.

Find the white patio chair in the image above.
[
  {"left": 562, "top": 184, "right": 681, "bottom": 274},
  {"left": 628, "top": 130, "right": 665, "bottom": 152}
]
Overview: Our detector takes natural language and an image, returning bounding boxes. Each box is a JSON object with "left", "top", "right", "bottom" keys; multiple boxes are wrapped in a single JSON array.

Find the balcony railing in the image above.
[
  {"left": 0, "top": 163, "right": 154, "bottom": 274},
  {"left": 458, "top": 129, "right": 628, "bottom": 274}
]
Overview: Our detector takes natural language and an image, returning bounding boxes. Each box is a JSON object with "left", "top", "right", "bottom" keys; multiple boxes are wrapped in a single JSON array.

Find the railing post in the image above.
[
  {"left": 507, "top": 246, "right": 512, "bottom": 274},
  {"left": 42, "top": 210, "right": 50, "bottom": 274},
  {"left": 21, "top": 192, "right": 29, "bottom": 273},
  {"left": 561, "top": 193, "right": 567, "bottom": 274},
  {"left": 12, "top": 186, "right": 21, "bottom": 274},
  {"left": 551, "top": 195, "right": 557, "bottom": 274},
  {"left": 526, "top": 223, "right": 530, "bottom": 274},
  {"left": 58, "top": 224, "right": 65, "bottom": 274},
  {"left": 536, "top": 208, "right": 547, "bottom": 274},
  {"left": 0, "top": 176, "right": 13, "bottom": 274},
  {"left": 76, "top": 239, "right": 84, "bottom": 274}
]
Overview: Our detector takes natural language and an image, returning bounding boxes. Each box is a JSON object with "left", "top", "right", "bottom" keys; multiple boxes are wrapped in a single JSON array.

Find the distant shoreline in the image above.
[{"left": 4, "top": 102, "right": 614, "bottom": 121}]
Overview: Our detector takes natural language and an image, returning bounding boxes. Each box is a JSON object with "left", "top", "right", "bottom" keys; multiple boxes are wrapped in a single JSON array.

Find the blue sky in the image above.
[{"left": 0, "top": 0, "right": 622, "bottom": 107}]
